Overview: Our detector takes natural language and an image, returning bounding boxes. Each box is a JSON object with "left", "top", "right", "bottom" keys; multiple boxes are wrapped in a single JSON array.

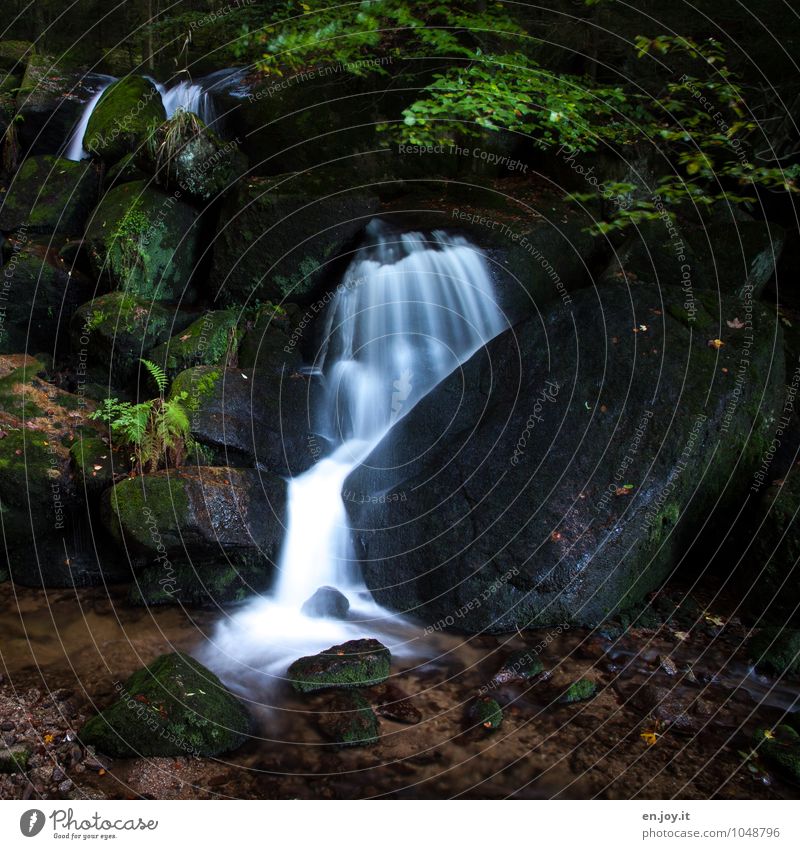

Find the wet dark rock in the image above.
[
  {"left": 317, "top": 690, "right": 379, "bottom": 748},
  {"left": 629, "top": 684, "right": 695, "bottom": 728},
  {"left": 169, "top": 366, "right": 321, "bottom": 475},
  {"left": 372, "top": 682, "right": 422, "bottom": 725},
  {"left": 80, "top": 652, "right": 251, "bottom": 758},
  {"left": 149, "top": 311, "right": 242, "bottom": 378},
  {"left": 301, "top": 586, "right": 350, "bottom": 620},
  {"left": 492, "top": 649, "right": 545, "bottom": 685},
  {"left": 210, "top": 174, "right": 379, "bottom": 306},
  {"left": 0, "top": 155, "right": 100, "bottom": 236},
  {"left": 347, "top": 284, "right": 784, "bottom": 631},
  {"left": 470, "top": 696, "right": 503, "bottom": 731},
  {"left": 287, "top": 638, "right": 391, "bottom": 694},
  {"left": 750, "top": 629, "right": 800, "bottom": 679}
]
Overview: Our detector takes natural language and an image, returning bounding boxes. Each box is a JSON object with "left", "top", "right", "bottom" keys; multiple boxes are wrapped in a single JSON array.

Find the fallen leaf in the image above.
[
  {"left": 641, "top": 730, "right": 659, "bottom": 746},
  {"left": 763, "top": 728, "right": 775, "bottom": 740},
  {"left": 704, "top": 613, "right": 725, "bottom": 627},
  {"left": 726, "top": 317, "right": 745, "bottom": 329},
  {"left": 673, "top": 630, "right": 690, "bottom": 642},
  {"left": 708, "top": 338, "right": 725, "bottom": 349}
]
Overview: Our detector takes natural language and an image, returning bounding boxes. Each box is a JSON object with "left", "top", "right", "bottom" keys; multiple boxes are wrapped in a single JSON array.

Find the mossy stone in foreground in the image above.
[
  {"left": 80, "top": 652, "right": 251, "bottom": 758},
  {"left": 317, "top": 690, "right": 379, "bottom": 748},
  {"left": 84, "top": 76, "right": 165, "bottom": 163},
  {"left": 471, "top": 696, "right": 503, "bottom": 731},
  {"left": 750, "top": 629, "right": 800, "bottom": 679},
  {"left": 288, "top": 638, "right": 391, "bottom": 694},
  {"left": 755, "top": 725, "right": 800, "bottom": 782},
  {"left": 562, "top": 678, "right": 597, "bottom": 703},
  {"left": 0, "top": 745, "right": 30, "bottom": 773},
  {"left": 493, "top": 649, "right": 544, "bottom": 684}
]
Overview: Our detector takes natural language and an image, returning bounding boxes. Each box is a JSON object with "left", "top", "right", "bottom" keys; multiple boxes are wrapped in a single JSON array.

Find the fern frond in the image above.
[{"left": 140, "top": 358, "right": 168, "bottom": 394}]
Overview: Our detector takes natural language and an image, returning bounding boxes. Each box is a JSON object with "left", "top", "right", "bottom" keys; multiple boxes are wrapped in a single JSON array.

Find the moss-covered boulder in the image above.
[
  {"left": 348, "top": 283, "right": 784, "bottom": 631},
  {"left": 0, "top": 239, "right": 92, "bottom": 355},
  {"left": 102, "top": 467, "right": 286, "bottom": 578},
  {"left": 0, "top": 155, "right": 100, "bottom": 235},
  {"left": 147, "top": 111, "right": 246, "bottom": 201},
  {"left": 69, "top": 434, "right": 120, "bottom": 496},
  {"left": 754, "top": 725, "right": 800, "bottom": 782},
  {"left": 0, "top": 40, "right": 33, "bottom": 75},
  {"left": 750, "top": 629, "right": 800, "bottom": 679},
  {"left": 80, "top": 652, "right": 251, "bottom": 758},
  {"left": 492, "top": 649, "right": 544, "bottom": 685},
  {"left": 561, "top": 678, "right": 598, "bottom": 703},
  {"left": 601, "top": 218, "right": 785, "bottom": 299},
  {"left": 71, "top": 292, "right": 193, "bottom": 385},
  {"left": 210, "top": 174, "right": 379, "bottom": 306},
  {"left": 149, "top": 311, "right": 242, "bottom": 378},
  {"left": 316, "top": 690, "right": 379, "bottom": 748},
  {"left": 84, "top": 76, "right": 166, "bottom": 163},
  {"left": 236, "top": 304, "right": 302, "bottom": 371},
  {"left": 0, "top": 744, "right": 31, "bottom": 773},
  {"left": 169, "top": 366, "right": 320, "bottom": 475},
  {"left": 84, "top": 180, "right": 202, "bottom": 301},
  {"left": 287, "top": 638, "right": 391, "bottom": 694},
  {"left": 0, "top": 354, "right": 123, "bottom": 586},
  {"left": 105, "top": 152, "right": 150, "bottom": 189},
  {"left": 739, "top": 470, "right": 800, "bottom": 626},
  {"left": 470, "top": 696, "right": 503, "bottom": 731}
]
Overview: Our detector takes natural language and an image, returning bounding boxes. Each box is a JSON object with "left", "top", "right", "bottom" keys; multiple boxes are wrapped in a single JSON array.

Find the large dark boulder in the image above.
[
  {"left": 83, "top": 76, "right": 165, "bottom": 163},
  {"left": 102, "top": 467, "right": 287, "bottom": 575},
  {"left": 169, "top": 366, "right": 321, "bottom": 475},
  {"left": 0, "top": 239, "right": 92, "bottom": 355},
  {"left": 0, "top": 155, "right": 100, "bottom": 236},
  {"left": 80, "top": 651, "right": 251, "bottom": 758},
  {"left": 346, "top": 283, "right": 783, "bottom": 631},
  {"left": 210, "top": 174, "right": 379, "bottom": 306},
  {"left": 84, "top": 180, "right": 203, "bottom": 302}
]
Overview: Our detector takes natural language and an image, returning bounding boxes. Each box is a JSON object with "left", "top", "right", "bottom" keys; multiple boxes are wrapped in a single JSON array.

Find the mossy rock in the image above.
[
  {"left": 102, "top": 467, "right": 286, "bottom": 569},
  {"left": 106, "top": 152, "right": 150, "bottom": 189},
  {"left": 470, "top": 696, "right": 503, "bottom": 731},
  {"left": 129, "top": 559, "right": 272, "bottom": 608},
  {"left": 210, "top": 174, "right": 379, "bottom": 306},
  {"left": 493, "top": 649, "right": 545, "bottom": 684},
  {"left": 317, "top": 690, "right": 379, "bottom": 748},
  {"left": 69, "top": 435, "right": 119, "bottom": 495},
  {"left": 71, "top": 292, "right": 192, "bottom": 385},
  {"left": 0, "top": 155, "right": 101, "bottom": 235},
  {"left": 754, "top": 725, "right": 800, "bottom": 782},
  {"left": 0, "top": 240, "right": 92, "bottom": 355},
  {"left": 561, "top": 678, "right": 597, "bottom": 703},
  {"left": 84, "top": 76, "right": 166, "bottom": 163},
  {"left": 80, "top": 651, "right": 251, "bottom": 758},
  {"left": 84, "top": 180, "right": 202, "bottom": 301},
  {"left": 149, "top": 311, "right": 242, "bottom": 378},
  {"left": 237, "top": 308, "right": 301, "bottom": 371},
  {"left": 0, "top": 40, "right": 33, "bottom": 75},
  {"left": 287, "top": 638, "right": 391, "bottom": 694},
  {"left": 0, "top": 744, "right": 31, "bottom": 773},
  {"left": 147, "top": 111, "right": 246, "bottom": 201},
  {"left": 750, "top": 629, "right": 800, "bottom": 679}
]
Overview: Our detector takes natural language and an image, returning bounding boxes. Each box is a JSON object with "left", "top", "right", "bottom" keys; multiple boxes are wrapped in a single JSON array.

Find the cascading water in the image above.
[
  {"left": 64, "top": 73, "right": 221, "bottom": 161},
  {"left": 203, "top": 220, "right": 506, "bottom": 692}
]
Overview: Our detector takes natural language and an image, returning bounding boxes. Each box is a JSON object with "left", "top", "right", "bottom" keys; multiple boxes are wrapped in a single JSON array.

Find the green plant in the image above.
[
  {"left": 110, "top": 206, "right": 149, "bottom": 286},
  {"left": 89, "top": 359, "right": 195, "bottom": 474},
  {"left": 146, "top": 108, "right": 205, "bottom": 184}
]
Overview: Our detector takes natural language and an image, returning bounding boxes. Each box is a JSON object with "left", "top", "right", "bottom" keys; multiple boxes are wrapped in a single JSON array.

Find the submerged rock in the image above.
[
  {"left": 84, "top": 180, "right": 202, "bottom": 301},
  {"left": 347, "top": 283, "right": 783, "bottom": 631},
  {"left": 492, "top": 649, "right": 545, "bottom": 685},
  {"left": 0, "top": 155, "right": 100, "bottom": 235},
  {"left": 317, "top": 690, "right": 379, "bottom": 748},
  {"left": 287, "top": 638, "right": 391, "bottom": 694},
  {"left": 80, "top": 652, "right": 251, "bottom": 758},
  {"left": 301, "top": 586, "right": 351, "bottom": 620},
  {"left": 83, "top": 76, "right": 166, "bottom": 163},
  {"left": 470, "top": 696, "right": 503, "bottom": 731}
]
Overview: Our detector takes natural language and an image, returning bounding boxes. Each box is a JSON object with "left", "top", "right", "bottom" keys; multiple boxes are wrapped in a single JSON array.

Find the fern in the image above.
[{"left": 140, "top": 358, "right": 168, "bottom": 394}]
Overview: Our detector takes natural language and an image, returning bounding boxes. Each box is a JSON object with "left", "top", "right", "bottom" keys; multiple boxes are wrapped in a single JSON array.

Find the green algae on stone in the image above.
[
  {"left": 84, "top": 76, "right": 166, "bottom": 163},
  {"left": 493, "top": 649, "right": 544, "bottom": 684},
  {"left": 0, "top": 745, "right": 30, "bottom": 773},
  {"left": 562, "top": 678, "right": 597, "bottom": 703},
  {"left": 149, "top": 311, "right": 242, "bottom": 377},
  {"left": 470, "top": 696, "right": 503, "bottom": 731},
  {"left": 317, "top": 690, "right": 380, "bottom": 747},
  {"left": 80, "top": 651, "right": 251, "bottom": 758},
  {"left": 288, "top": 638, "right": 391, "bottom": 693},
  {"left": 754, "top": 725, "right": 800, "bottom": 782}
]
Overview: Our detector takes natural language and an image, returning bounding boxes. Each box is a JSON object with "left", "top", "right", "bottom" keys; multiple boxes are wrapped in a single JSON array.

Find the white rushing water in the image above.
[
  {"left": 202, "top": 220, "right": 506, "bottom": 693},
  {"left": 64, "top": 74, "right": 219, "bottom": 161}
]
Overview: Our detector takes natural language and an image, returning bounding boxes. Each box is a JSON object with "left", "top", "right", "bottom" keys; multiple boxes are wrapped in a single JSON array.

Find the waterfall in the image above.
[
  {"left": 63, "top": 75, "right": 116, "bottom": 161},
  {"left": 203, "top": 220, "right": 506, "bottom": 688}
]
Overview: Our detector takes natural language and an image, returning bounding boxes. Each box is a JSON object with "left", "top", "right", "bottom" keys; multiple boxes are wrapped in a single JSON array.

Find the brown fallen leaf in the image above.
[{"left": 726, "top": 317, "right": 745, "bottom": 329}]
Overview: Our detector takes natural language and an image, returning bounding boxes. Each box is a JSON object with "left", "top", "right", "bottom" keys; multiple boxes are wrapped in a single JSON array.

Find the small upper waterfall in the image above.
[
  {"left": 203, "top": 220, "right": 506, "bottom": 688},
  {"left": 64, "top": 74, "right": 219, "bottom": 161}
]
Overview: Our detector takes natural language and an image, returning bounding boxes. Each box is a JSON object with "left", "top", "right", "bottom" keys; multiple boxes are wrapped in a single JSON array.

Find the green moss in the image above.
[
  {"left": 750, "top": 629, "right": 800, "bottom": 679},
  {"left": 288, "top": 639, "right": 391, "bottom": 694},
  {"left": 754, "top": 725, "right": 800, "bottom": 782},
  {"left": 498, "top": 649, "right": 544, "bottom": 681},
  {"left": 105, "top": 475, "right": 191, "bottom": 552},
  {"left": 317, "top": 690, "right": 379, "bottom": 747},
  {"left": 562, "top": 678, "right": 597, "bottom": 703},
  {"left": 150, "top": 311, "right": 242, "bottom": 377},
  {"left": 471, "top": 696, "right": 503, "bottom": 730},
  {"left": 84, "top": 76, "right": 166, "bottom": 163},
  {"left": 80, "top": 651, "right": 251, "bottom": 758},
  {"left": 0, "top": 745, "right": 30, "bottom": 773}
]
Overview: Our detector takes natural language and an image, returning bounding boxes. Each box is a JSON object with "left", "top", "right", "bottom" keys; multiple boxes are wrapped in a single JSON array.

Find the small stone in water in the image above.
[
  {"left": 470, "top": 696, "right": 503, "bottom": 731},
  {"left": 561, "top": 678, "right": 597, "bottom": 703},
  {"left": 301, "top": 586, "right": 350, "bottom": 620}
]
